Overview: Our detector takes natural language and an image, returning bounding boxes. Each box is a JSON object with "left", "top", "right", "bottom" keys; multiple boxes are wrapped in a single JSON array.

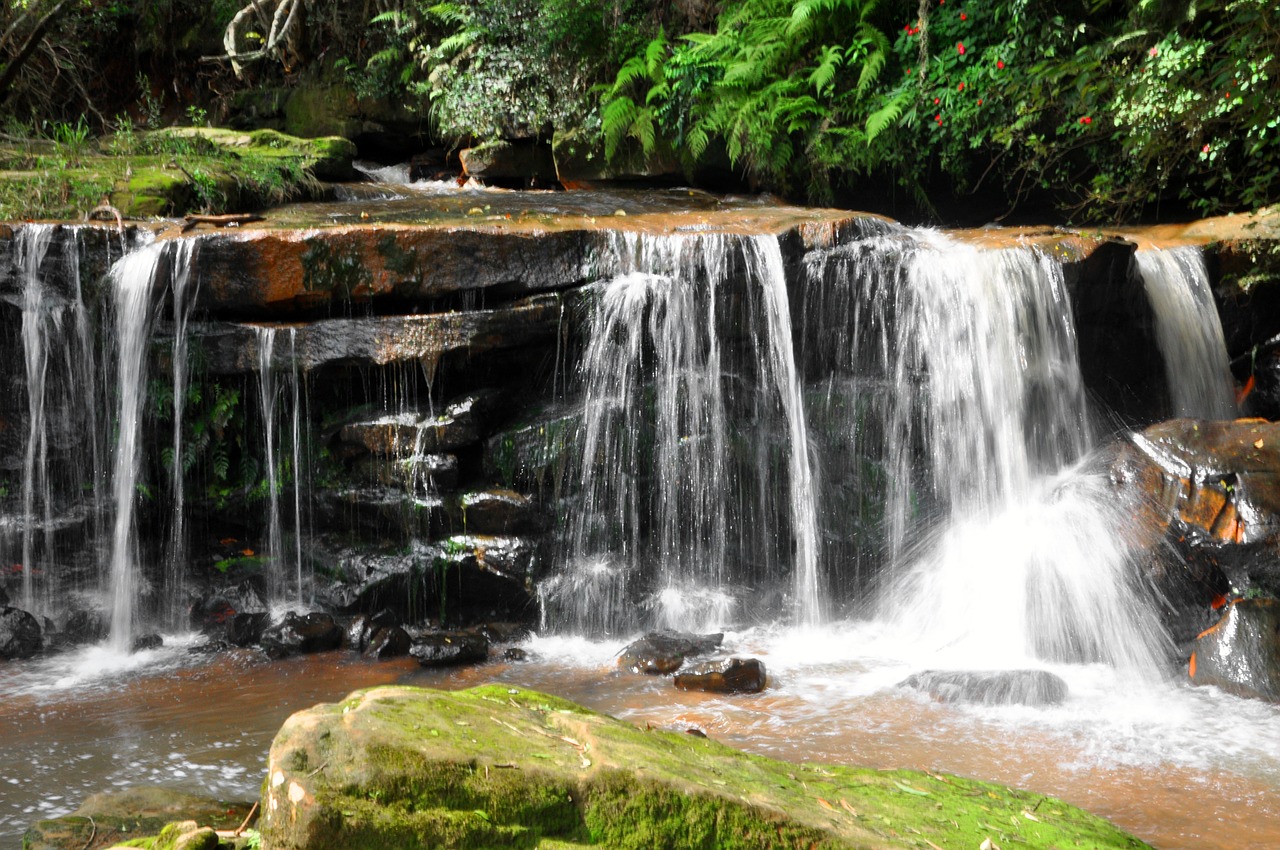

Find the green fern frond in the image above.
[
  {"left": 865, "top": 88, "right": 910, "bottom": 141},
  {"left": 809, "top": 44, "right": 843, "bottom": 94}
]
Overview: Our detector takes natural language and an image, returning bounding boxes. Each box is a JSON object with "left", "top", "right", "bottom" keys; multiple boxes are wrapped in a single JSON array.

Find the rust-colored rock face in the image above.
[
  {"left": 1110, "top": 419, "right": 1280, "bottom": 652},
  {"left": 1190, "top": 598, "right": 1280, "bottom": 702}
]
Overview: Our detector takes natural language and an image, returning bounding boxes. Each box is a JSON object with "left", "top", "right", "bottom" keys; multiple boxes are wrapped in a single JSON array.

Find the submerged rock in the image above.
[
  {"left": 0, "top": 606, "right": 42, "bottom": 659},
  {"left": 618, "top": 630, "right": 724, "bottom": 675},
  {"left": 365, "top": 626, "right": 413, "bottom": 660},
  {"left": 1190, "top": 598, "right": 1280, "bottom": 701},
  {"left": 260, "top": 612, "right": 345, "bottom": 659},
  {"left": 900, "top": 669, "right": 1069, "bottom": 706},
  {"left": 674, "top": 657, "right": 768, "bottom": 694},
  {"left": 409, "top": 631, "right": 490, "bottom": 667},
  {"left": 259, "top": 684, "right": 1152, "bottom": 850},
  {"left": 131, "top": 633, "right": 164, "bottom": 653},
  {"left": 23, "top": 786, "right": 254, "bottom": 850}
]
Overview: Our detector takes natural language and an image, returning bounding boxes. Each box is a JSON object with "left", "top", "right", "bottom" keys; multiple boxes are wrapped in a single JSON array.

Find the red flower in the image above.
[
  {"left": 1149, "top": 46, "right": 1158, "bottom": 57},
  {"left": 1079, "top": 116, "right": 1092, "bottom": 125},
  {"left": 960, "top": 12, "right": 967, "bottom": 20},
  {"left": 935, "top": 114, "right": 942, "bottom": 123},
  {"left": 934, "top": 97, "right": 941, "bottom": 104},
  {"left": 996, "top": 59, "right": 1005, "bottom": 70},
  {"left": 957, "top": 42, "right": 965, "bottom": 55},
  {"left": 957, "top": 82, "right": 965, "bottom": 91},
  {"left": 1202, "top": 144, "right": 1211, "bottom": 153},
  {"left": 977, "top": 99, "right": 983, "bottom": 105}
]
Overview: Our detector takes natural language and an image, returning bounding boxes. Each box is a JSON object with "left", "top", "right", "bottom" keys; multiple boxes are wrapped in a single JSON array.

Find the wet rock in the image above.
[
  {"left": 1108, "top": 418, "right": 1280, "bottom": 652},
  {"left": 618, "top": 630, "right": 724, "bottom": 675},
  {"left": 1244, "top": 338, "right": 1280, "bottom": 420},
  {"left": 339, "top": 390, "right": 507, "bottom": 457},
  {"left": 260, "top": 684, "right": 1148, "bottom": 850},
  {"left": 319, "top": 537, "right": 536, "bottom": 627},
  {"left": 1190, "top": 598, "right": 1280, "bottom": 702},
  {"left": 410, "top": 630, "right": 490, "bottom": 667},
  {"left": 190, "top": 227, "right": 589, "bottom": 316},
  {"left": 131, "top": 633, "right": 164, "bottom": 653},
  {"left": 354, "top": 452, "right": 460, "bottom": 492},
  {"left": 62, "top": 608, "right": 108, "bottom": 645},
  {"left": 475, "top": 621, "right": 533, "bottom": 645},
  {"left": 502, "top": 646, "right": 528, "bottom": 662},
  {"left": 0, "top": 606, "right": 42, "bottom": 659},
  {"left": 900, "top": 670, "right": 1069, "bottom": 706},
  {"left": 453, "top": 488, "right": 549, "bottom": 535},
  {"left": 1063, "top": 238, "right": 1167, "bottom": 426},
  {"left": 0, "top": 584, "right": 7, "bottom": 607},
  {"left": 482, "top": 406, "right": 580, "bottom": 492},
  {"left": 226, "top": 612, "right": 271, "bottom": 647},
  {"left": 674, "top": 657, "right": 768, "bottom": 694},
  {"left": 190, "top": 294, "right": 568, "bottom": 375},
  {"left": 190, "top": 580, "right": 269, "bottom": 634},
  {"left": 260, "top": 612, "right": 345, "bottom": 659},
  {"left": 460, "top": 140, "right": 557, "bottom": 187},
  {"left": 366, "top": 626, "right": 413, "bottom": 660},
  {"left": 346, "top": 609, "right": 403, "bottom": 652}
]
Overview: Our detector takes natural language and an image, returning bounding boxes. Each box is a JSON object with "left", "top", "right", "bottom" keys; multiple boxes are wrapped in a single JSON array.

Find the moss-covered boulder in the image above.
[{"left": 261, "top": 684, "right": 1152, "bottom": 850}]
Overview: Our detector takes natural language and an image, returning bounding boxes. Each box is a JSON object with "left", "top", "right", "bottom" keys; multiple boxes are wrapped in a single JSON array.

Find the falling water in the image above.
[
  {"left": 107, "top": 239, "right": 162, "bottom": 652},
  {"left": 888, "top": 237, "right": 1163, "bottom": 671},
  {"left": 555, "top": 231, "right": 820, "bottom": 632},
  {"left": 289, "top": 329, "right": 305, "bottom": 602},
  {"left": 16, "top": 225, "right": 56, "bottom": 611},
  {"left": 164, "top": 240, "right": 198, "bottom": 627},
  {"left": 255, "top": 327, "right": 286, "bottom": 603},
  {"left": 1135, "top": 246, "right": 1236, "bottom": 419}
]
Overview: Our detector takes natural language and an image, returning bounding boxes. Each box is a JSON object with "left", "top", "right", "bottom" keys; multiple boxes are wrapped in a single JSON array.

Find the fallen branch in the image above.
[
  {"left": 181, "top": 212, "right": 265, "bottom": 232},
  {"left": 233, "top": 801, "right": 259, "bottom": 837},
  {"left": 84, "top": 203, "right": 124, "bottom": 233}
]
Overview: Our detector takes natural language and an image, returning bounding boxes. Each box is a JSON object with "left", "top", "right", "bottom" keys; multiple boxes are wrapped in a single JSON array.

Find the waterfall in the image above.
[
  {"left": 1135, "top": 246, "right": 1236, "bottom": 419},
  {"left": 255, "top": 327, "right": 286, "bottom": 604},
  {"left": 551, "top": 231, "right": 820, "bottom": 633},
  {"left": 289, "top": 329, "right": 307, "bottom": 603},
  {"left": 17, "top": 225, "right": 56, "bottom": 612},
  {"left": 809, "top": 231, "right": 1167, "bottom": 672},
  {"left": 164, "top": 240, "right": 198, "bottom": 628},
  {"left": 107, "top": 239, "right": 162, "bottom": 652}
]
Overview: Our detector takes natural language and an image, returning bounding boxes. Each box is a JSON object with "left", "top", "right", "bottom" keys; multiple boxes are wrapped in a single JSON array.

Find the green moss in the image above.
[
  {"left": 301, "top": 236, "right": 373, "bottom": 297},
  {"left": 262, "top": 685, "right": 1153, "bottom": 850}
]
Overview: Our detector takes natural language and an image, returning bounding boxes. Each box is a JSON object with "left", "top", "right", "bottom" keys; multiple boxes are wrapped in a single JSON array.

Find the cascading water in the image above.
[
  {"left": 107, "top": 238, "right": 162, "bottom": 652},
  {"left": 163, "top": 240, "right": 198, "bottom": 628},
  {"left": 17, "top": 225, "right": 56, "bottom": 612},
  {"left": 549, "top": 231, "right": 820, "bottom": 633},
  {"left": 801, "top": 228, "right": 1171, "bottom": 671},
  {"left": 1135, "top": 246, "right": 1236, "bottom": 420},
  {"left": 255, "top": 326, "right": 287, "bottom": 604}
]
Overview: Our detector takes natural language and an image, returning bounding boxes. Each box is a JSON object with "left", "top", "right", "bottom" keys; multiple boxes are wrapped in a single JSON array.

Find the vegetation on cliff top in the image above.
[{"left": 1, "top": 0, "right": 1276, "bottom": 222}]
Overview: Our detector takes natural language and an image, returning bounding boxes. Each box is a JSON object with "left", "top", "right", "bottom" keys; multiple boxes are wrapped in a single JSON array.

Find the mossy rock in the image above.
[
  {"left": 261, "top": 684, "right": 1152, "bottom": 850},
  {"left": 22, "top": 787, "right": 253, "bottom": 850}
]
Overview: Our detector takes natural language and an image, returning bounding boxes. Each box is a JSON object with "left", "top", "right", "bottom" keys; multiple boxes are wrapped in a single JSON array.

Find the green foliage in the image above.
[
  {"left": 601, "top": 0, "right": 896, "bottom": 200},
  {"left": 354, "top": 0, "right": 653, "bottom": 141}
]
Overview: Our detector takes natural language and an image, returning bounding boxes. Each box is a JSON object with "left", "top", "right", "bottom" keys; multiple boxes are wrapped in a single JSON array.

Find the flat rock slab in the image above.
[
  {"left": 260, "top": 684, "right": 1151, "bottom": 850},
  {"left": 900, "top": 669, "right": 1070, "bottom": 706}
]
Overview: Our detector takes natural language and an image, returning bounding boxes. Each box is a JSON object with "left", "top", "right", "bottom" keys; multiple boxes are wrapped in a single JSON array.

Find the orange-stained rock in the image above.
[
  {"left": 1189, "top": 598, "right": 1280, "bottom": 702},
  {"left": 1110, "top": 418, "right": 1280, "bottom": 647}
]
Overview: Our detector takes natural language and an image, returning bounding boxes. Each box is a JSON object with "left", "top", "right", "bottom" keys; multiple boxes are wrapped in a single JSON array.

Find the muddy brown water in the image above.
[{"left": 2, "top": 634, "right": 1277, "bottom": 850}]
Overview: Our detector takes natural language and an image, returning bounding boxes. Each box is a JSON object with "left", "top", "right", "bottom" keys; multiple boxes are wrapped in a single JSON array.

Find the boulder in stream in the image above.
[
  {"left": 409, "top": 630, "right": 490, "bottom": 667},
  {"left": 0, "top": 606, "right": 42, "bottom": 659},
  {"left": 674, "top": 657, "right": 768, "bottom": 694},
  {"left": 1190, "top": 597, "right": 1280, "bottom": 701},
  {"left": 260, "top": 612, "right": 345, "bottom": 659},
  {"left": 900, "top": 669, "right": 1069, "bottom": 706},
  {"left": 259, "top": 684, "right": 1152, "bottom": 850},
  {"left": 618, "top": 630, "right": 724, "bottom": 674}
]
